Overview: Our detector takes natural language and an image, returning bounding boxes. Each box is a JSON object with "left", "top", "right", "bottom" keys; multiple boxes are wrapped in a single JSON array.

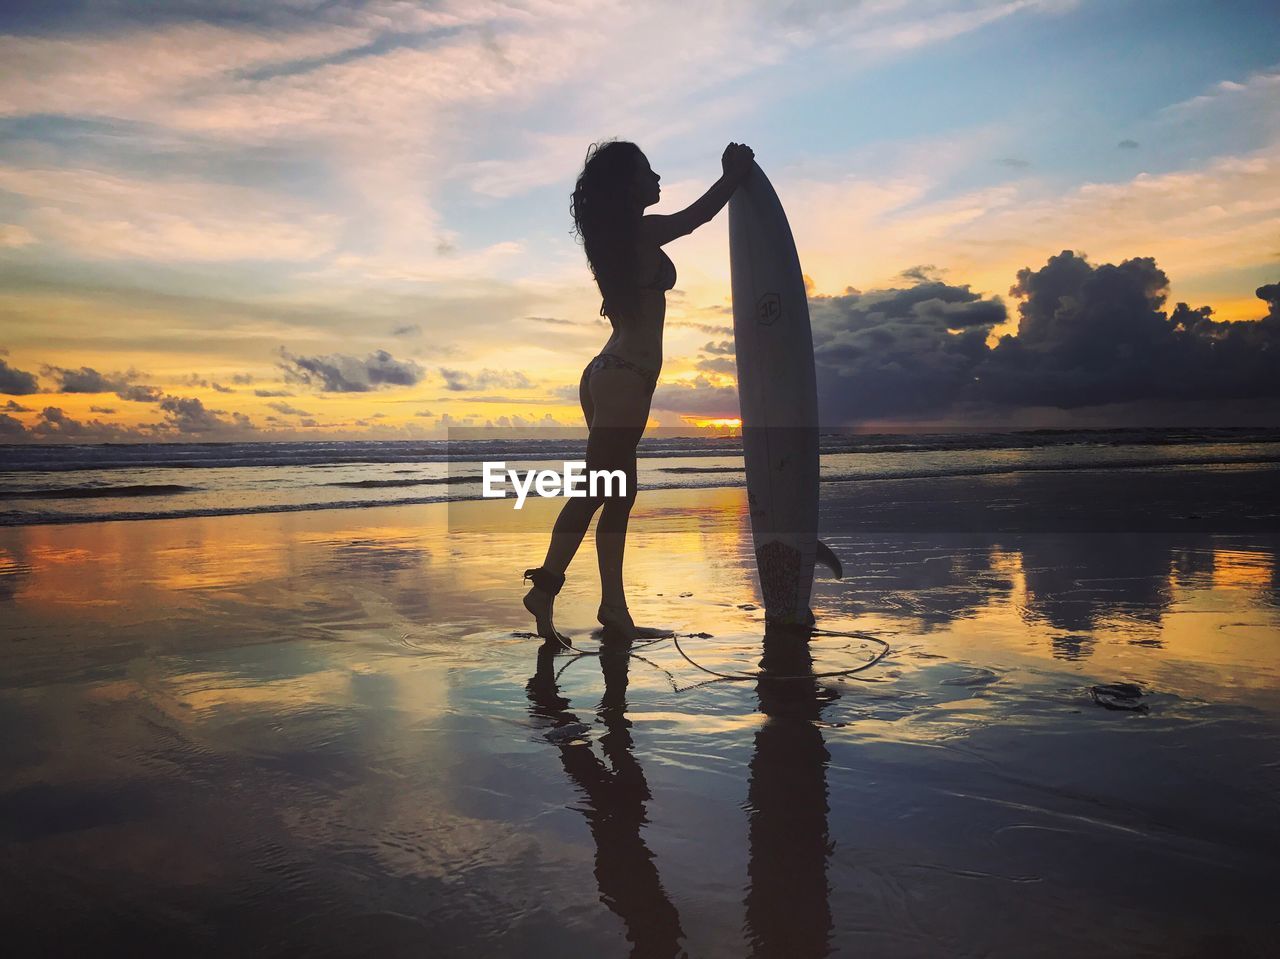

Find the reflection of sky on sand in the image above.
[{"left": 1, "top": 486, "right": 1279, "bottom": 956}]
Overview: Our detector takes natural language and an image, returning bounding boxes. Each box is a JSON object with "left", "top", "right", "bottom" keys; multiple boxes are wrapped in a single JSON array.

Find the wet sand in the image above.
[{"left": 2, "top": 465, "right": 1279, "bottom": 957}]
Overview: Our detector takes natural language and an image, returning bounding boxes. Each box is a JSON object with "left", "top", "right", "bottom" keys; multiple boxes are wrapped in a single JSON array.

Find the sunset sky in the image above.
[{"left": 1, "top": 0, "right": 1278, "bottom": 441}]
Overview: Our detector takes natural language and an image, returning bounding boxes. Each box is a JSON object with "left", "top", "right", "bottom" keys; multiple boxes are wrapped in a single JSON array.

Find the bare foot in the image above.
[
  {"left": 524, "top": 586, "right": 570, "bottom": 647},
  {"left": 597, "top": 603, "right": 673, "bottom": 640}
]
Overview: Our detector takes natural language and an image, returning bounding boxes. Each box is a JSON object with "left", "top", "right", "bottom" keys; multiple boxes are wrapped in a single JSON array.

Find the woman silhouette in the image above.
[{"left": 523, "top": 140, "right": 755, "bottom": 643}]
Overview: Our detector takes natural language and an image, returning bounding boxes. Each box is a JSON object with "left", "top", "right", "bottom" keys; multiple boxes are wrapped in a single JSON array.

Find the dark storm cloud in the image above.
[
  {"left": 809, "top": 251, "right": 1280, "bottom": 423},
  {"left": 0, "top": 413, "right": 24, "bottom": 434},
  {"left": 439, "top": 368, "right": 533, "bottom": 391},
  {"left": 278, "top": 348, "right": 425, "bottom": 392},
  {"left": 811, "top": 279, "right": 1006, "bottom": 421},
  {"left": 974, "top": 251, "right": 1280, "bottom": 408},
  {"left": 0, "top": 357, "right": 40, "bottom": 394}
]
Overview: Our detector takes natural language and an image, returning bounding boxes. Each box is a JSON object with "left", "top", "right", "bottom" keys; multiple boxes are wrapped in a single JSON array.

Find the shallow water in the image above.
[{"left": 1, "top": 473, "right": 1278, "bottom": 956}]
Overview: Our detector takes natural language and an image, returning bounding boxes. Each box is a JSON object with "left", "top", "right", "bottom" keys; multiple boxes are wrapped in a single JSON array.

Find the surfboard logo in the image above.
[{"left": 756, "top": 292, "right": 781, "bottom": 326}]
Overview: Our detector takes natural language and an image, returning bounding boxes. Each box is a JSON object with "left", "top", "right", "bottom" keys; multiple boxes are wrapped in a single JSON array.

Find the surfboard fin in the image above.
[{"left": 816, "top": 540, "right": 842, "bottom": 580}]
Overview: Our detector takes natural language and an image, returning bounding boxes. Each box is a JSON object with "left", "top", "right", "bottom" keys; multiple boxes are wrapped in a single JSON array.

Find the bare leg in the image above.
[
  {"left": 523, "top": 371, "right": 600, "bottom": 644},
  {"left": 594, "top": 456, "right": 636, "bottom": 609},
  {"left": 586, "top": 372, "right": 670, "bottom": 640},
  {"left": 525, "top": 365, "right": 668, "bottom": 642},
  {"left": 595, "top": 470, "right": 670, "bottom": 640}
]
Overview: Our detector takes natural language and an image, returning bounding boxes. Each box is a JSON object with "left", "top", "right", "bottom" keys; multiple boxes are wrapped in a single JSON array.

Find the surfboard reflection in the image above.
[
  {"left": 526, "top": 642, "right": 687, "bottom": 958},
  {"left": 744, "top": 627, "right": 837, "bottom": 958},
  {"left": 526, "top": 629, "right": 837, "bottom": 958}
]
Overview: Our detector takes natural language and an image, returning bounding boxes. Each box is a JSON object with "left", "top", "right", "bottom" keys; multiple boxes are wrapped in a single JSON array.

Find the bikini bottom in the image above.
[{"left": 580, "top": 352, "right": 659, "bottom": 394}]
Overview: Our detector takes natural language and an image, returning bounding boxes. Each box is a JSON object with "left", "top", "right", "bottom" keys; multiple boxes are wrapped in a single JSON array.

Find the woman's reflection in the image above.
[
  {"left": 744, "top": 627, "right": 837, "bottom": 958},
  {"left": 526, "top": 641, "right": 687, "bottom": 958}
]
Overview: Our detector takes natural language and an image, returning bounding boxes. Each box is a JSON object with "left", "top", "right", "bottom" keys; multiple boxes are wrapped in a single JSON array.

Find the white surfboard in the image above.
[{"left": 729, "top": 162, "right": 840, "bottom": 627}]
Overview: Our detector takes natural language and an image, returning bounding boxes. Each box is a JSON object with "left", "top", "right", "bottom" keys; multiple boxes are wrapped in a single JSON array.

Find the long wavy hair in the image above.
[{"left": 570, "top": 140, "right": 643, "bottom": 320}]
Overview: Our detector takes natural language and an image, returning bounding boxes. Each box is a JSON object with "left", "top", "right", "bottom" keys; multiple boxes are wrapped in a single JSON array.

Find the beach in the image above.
[{"left": 2, "top": 464, "right": 1279, "bottom": 957}]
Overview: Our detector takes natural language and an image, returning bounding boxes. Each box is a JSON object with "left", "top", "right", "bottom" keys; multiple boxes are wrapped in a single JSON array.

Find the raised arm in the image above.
[{"left": 640, "top": 143, "right": 755, "bottom": 247}]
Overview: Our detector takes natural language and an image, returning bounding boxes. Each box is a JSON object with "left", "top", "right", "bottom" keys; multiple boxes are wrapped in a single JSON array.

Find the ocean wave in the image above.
[
  {"left": 3, "top": 456, "right": 1277, "bottom": 527},
  {"left": 325, "top": 477, "right": 469, "bottom": 489},
  {"left": 4, "top": 428, "right": 1279, "bottom": 473},
  {"left": 0, "top": 483, "right": 200, "bottom": 500}
]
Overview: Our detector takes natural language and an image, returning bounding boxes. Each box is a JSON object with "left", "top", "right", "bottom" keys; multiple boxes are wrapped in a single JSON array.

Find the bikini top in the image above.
[
  {"left": 640, "top": 249, "right": 677, "bottom": 291},
  {"left": 599, "top": 250, "right": 677, "bottom": 317}
]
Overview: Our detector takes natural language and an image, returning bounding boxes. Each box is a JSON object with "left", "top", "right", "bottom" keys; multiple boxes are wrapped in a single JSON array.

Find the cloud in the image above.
[
  {"left": 973, "top": 251, "right": 1280, "bottom": 408},
  {"left": 2, "top": 399, "right": 34, "bottom": 412},
  {"left": 88, "top": 405, "right": 116, "bottom": 413},
  {"left": 998, "top": 157, "right": 1031, "bottom": 168},
  {"left": 486, "top": 412, "right": 569, "bottom": 428},
  {"left": 0, "top": 413, "right": 24, "bottom": 434},
  {"left": 695, "top": 358, "right": 737, "bottom": 375},
  {"left": 0, "top": 224, "right": 36, "bottom": 247},
  {"left": 0, "top": 357, "right": 40, "bottom": 394},
  {"left": 28, "top": 406, "right": 137, "bottom": 440},
  {"left": 437, "top": 412, "right": 476, "bottom": 427},
  {"left": 278, "top": 348, "right": 425, "bottom": 392},
  {"left": 116, "top": 384, "right": 165, "bottom": 403},
  {"left": 211, "top": 382, "right": 234, "bottom": 393},
  {"left": 1118, "top": 139, "right": 1140, "bottom": 149},
  {"left": 0, "top": 165, "right": 342, "bottom": 262},
  {"left": 808, "top": 251, "right": 1280, "bottom": 423},
  {"left": 41, "top": 364, "right": 122, "bottom": 393},
  {"left": 40, "top": 364, "right": 164, "bottom": 401},
  {"left": 156, "top": 395, "right": 253, "bottom": 434},
  {"left": 695, "top": 346, "right": 737, "bottom": 374},
  {"left": 439, "top": 368, "right": 533, "bottom": 391},
  {"left": 812, "top": 279, "right": 1008, "bottom": 420},
  {"left": 414, "top": 409, "right": 435, "bottom": 417},
  {"left": 391, "top": 323, "right": 422, "bottom": 336},
  {"left": 254, "top": 388, "right": 293, "bottom": 397},
  {"left": 651, "top": 375, "right": 740, "bottom": 417},
  {"left": 266, "top": 400, "right": 312, "bottom": 416}
]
